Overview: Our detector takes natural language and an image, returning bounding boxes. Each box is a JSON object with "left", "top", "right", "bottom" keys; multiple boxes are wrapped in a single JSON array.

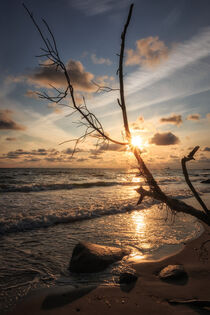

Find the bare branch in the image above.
[
  {"left": 25, "top": 3, "right": 210, "bottom": 228},
  {"left": 23, "top": 3, "right": 128, "bottom": 149},
  {"left": 181, "top": 146, "right": 209, "bottom": 214},
  {"left": 118, "top": 4, "right": 133, "bottom": 140},
  {"left": 92, "top": 81, "right": 119, "bottom": 93},
  {"left": 136, "top": 186, "right": 210, "bottom": 225}
]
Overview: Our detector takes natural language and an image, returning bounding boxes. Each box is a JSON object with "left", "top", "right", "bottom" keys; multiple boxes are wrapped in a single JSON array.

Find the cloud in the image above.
[
  {"left": 69, "top": 0, "right": 132, "bottom": 16},
  {"left": 160, "top": 114, "right": 182, "bottom": 126},
  {"left": 170, "top": 154, "right": 179, "bottom": 159},
  {"left": 98, "top": 143, "right": 125, "bottom": 151},
  {"left": 203, "top": 147, "right": 210, "bottom": 152},
  {"left": 5, "top": 137, "right": 16, "bottom": 141},
  {"left": 150, "top": 132, "right": 180, "bottom": 145},
  {"left": 91, "top": 54, "right": 112, "bottom": 65},
  {"left": 1, "top": 147, "right": 83, "bottom": 163},
  {"left": 131, "top": 115, "right": 145, "bottom": 130},
  {"left": 0, "top": 109, "right": 26, "bottom": 130},
  {"left": 126, "top": 37, "right": 169, "bottom": 67},
  {"left": 187, "top": 113, "right": 200, "bottom": 121},
  {"left": 24, "top": 90, "right": 39, "bottom": 99},
  {"left": 89, "top": 155, "right": 102, "bottom": 160},
  {"left": 77, "top": 158, "right": 88, "bottom": 162},
  {"left": 63, "top": 147, "right": 83, "bottom": 155},
  {"left": 15, "top": 60, "right": 95, "bottom": 93}
]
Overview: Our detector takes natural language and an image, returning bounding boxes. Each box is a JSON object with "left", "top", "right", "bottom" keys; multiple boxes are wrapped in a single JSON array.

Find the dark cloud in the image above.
[
  {"left": 150, "top": 132, "right": 180, "bottom": 145},
  {"left": 4, "top": 149, "right": 42, "bottom": 159},
  {"left": 187, "top": 114, "right": 200, "bottom": 121},
  {"left": 24, "top": 158, "right": 41, "bottom": 162},
  {"left": 98, "top": 143, "right": 125, "bottom": 152},
  {"left": 23, "top": 59, "right": 95, "bottom": 92},
  {"left": 5, "top": 137, "right": 16, "bottom": 141},
  {"left": 203, "top": 147, "right": 210, "bottom": 152},
  {"left": 77, "top": 158, "right": 88, "bottom": 162},
  {"left": 126, "top": 37, "right": 169, "bottom": 67},
  {"left": 1, "top": 147, "right": 80, "bottom": 163},
  {"left": 160, "top": 114, "right": 182, "bottom": 126},
  {"left": 63, "top": 147, "right": 83, "bottom": 155},
  {"left": 89, "top": 155, "right": 102, "bottom": 160},
  {"left": 0, "top": 110, "right": 26, "bottom": 131}
]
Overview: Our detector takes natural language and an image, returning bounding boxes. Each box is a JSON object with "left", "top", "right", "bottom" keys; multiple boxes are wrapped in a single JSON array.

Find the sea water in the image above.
[{"left": 0, "top": 167, "right": 209, "bottom": 313}]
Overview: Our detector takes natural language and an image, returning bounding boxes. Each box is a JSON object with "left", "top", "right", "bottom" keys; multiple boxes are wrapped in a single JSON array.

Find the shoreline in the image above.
[{"left": 10, "top": 222, "right": 210, "bottom": 314}]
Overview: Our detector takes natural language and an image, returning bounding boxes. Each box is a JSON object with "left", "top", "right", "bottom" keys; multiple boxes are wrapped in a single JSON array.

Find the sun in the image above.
[{"left": 131, "top": 135, "right": 143, "bottom": 149}]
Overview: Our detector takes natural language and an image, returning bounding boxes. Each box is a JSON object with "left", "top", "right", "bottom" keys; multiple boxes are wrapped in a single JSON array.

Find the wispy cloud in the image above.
[
  {"left": 88, "top": 27, "right": 210, "bottom": 121},
  {"left": 69, "top": 0, "right": 132, "bottom": 16},
  {"left": 125, "top": 27, "right": 210, "bottom": 95},
  {"left": 186, "top": 114, "right": 200, "bottom": 121},
  {"left": 91, "top": 54, "right": 112, "bottom": 65}
]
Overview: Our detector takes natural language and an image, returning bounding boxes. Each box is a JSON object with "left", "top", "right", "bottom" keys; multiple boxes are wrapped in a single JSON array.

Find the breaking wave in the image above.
[
  {"left": 0, "top": 202, "right": 149, "bottom": 236},
  {"left": 0, "top": 181, "right": 138, "bottom": 193}
]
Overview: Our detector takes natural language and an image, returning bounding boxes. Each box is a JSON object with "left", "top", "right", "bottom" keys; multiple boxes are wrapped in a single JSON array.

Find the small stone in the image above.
[
  {"left": 119, "top": 271, "right": 138, "bottom": 284},
  {"left": 159, "top": 264, "right": 187, "bottom": 281}
]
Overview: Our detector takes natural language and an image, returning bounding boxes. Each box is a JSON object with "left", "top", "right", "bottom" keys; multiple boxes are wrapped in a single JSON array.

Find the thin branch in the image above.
[
  {"left": 23, "top": 3, "right": 128, "bottom": 148},
  {"left": 181, "top": 146, "right": 209, "bottom": 214},
  {"left": 118, "top": 3, "right": 133, "bottom": 140},
  {"left": 92, "top": 81, "right": 119, "bottom": 93},
  {"left": 24, "top": 3, "right": 210, "bottom": 227}
]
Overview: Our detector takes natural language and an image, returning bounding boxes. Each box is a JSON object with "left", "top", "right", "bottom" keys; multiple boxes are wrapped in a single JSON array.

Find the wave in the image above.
[
  {"left": 0, "top": 202, "right": 150, "bottom": 236},
  {"left": 0, "top": 181, "right": 139, "bottom": 193}
]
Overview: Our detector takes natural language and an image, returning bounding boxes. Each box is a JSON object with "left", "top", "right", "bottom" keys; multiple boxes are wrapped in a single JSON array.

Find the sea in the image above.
[{"left": 0, "top": 167, "right": 210, "bottom": 314}]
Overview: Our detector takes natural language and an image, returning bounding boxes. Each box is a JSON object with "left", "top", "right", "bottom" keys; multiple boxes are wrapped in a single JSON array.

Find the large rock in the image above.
[
  {"left": 69, "top": 242, "right": 130, "bottom": 273},
  {"left": 159, "top": 264, "right": 187, "bottom": 281}
]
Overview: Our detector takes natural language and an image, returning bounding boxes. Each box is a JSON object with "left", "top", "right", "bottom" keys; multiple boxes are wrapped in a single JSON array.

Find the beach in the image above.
[
  {"left": 10, "top": 213, "right": 210, "bottom": 314},
  {"left": 1, "top": 168, "right": 210, "bottom": 314},
  {"left": 8, "top": 195, "right": 210, "bottom": 314}
]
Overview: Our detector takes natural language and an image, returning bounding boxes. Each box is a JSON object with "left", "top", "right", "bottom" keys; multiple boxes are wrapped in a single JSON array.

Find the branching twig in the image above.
[
  {"left": 24, "top": 3, "right": 210, "bottom": 227},
  {"left": 23, "top": 3, "right": 128, "bottom": 152},
  {"left": 181, "top": 146, "right": 209, "bottom": 214},
  {"left": 92, "top": 81, "right": 119, "bottom": 93}
]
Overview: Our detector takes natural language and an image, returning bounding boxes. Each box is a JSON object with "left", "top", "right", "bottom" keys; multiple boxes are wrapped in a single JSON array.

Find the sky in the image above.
[{"left": 0, "top": 0, "right": 210, "bottom": 168}]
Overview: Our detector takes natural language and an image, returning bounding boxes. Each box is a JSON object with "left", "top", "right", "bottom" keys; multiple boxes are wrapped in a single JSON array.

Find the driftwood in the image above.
[
  {"left": 23, "top": 3, "right": 209, "bottom": 226},
  {"left": 181, "top": 146, "right": 209, "bottom": 214}
]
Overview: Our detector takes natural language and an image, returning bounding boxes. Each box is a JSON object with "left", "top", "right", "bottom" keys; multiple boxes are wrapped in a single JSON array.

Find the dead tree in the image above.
[{"left": 23, "top": 3, "right": 210, "bottom": 226}]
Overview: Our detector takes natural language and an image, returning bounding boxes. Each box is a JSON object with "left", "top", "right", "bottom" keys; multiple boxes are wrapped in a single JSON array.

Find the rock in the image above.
[
  {"left": 201, "top": 179, "right": 210, "bottom": 184},
  {"left": 69, "top": 242, "right": 130, "bottom": 273},
  {"left": 119, "top": 271, "right": 138, "bottom": 284},
  {"left": 159, "top": 264, "right": 187, "bottom": 281}
]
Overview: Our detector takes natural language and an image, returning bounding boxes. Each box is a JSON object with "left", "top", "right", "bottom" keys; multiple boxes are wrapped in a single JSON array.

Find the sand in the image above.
[{"left": 10, "top": 196, "right": 210, "bottom": 315}]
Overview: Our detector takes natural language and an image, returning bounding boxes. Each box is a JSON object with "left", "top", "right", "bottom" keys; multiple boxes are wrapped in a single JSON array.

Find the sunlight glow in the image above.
[{"left": 131, "top": 135, "right": 143, "bottom": 149}]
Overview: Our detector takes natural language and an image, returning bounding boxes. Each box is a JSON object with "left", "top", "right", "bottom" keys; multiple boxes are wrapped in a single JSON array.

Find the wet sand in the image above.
[{"left": 10, "top": 196, "right": 210, "bottom": 315}]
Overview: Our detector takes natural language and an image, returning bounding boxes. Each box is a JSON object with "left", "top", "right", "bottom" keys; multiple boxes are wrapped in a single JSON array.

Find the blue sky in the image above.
[{"left": 0, "top": 0, "right": 210, "bottom": 168}]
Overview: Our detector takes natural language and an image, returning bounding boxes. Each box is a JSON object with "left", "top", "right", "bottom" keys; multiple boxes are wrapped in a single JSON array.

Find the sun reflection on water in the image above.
[{"left": 132, "top": 211, "right": 145, "bottom": 233}]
